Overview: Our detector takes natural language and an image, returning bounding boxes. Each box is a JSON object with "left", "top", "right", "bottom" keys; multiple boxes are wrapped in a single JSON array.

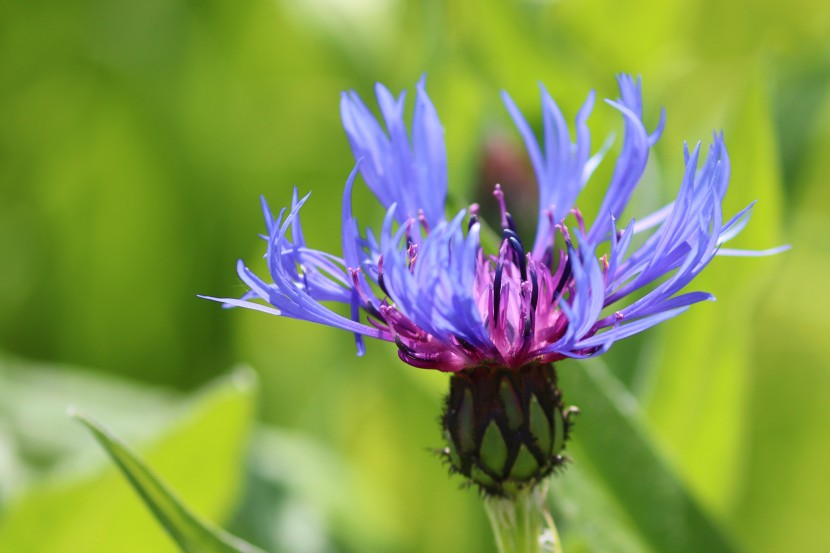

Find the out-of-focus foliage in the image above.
[
  {"left": 0, "top": 364, "right": 255, "bottom": 552},
  {"left": 553, "top": 360, "right": 740, "bottom": 553},
  {"left": 72, "top": 401, "right": 266, "bottom": 553},
  {"left": 1, "top": 0, "right": 828, "bottom": 551}
]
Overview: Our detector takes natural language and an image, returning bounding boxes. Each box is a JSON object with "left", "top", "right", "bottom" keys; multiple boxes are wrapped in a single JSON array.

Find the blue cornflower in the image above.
[
  {"left": 205, "top": 74, "right": 789, "bottom": 497},
  {"left": 205, "top": 75, "right": 785, "bottom": 373}
]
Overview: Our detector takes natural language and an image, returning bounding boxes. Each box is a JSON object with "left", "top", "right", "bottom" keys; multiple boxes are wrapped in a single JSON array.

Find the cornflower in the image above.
[{"left": 203, "top": 75, "right": 785, "bottom": 504}]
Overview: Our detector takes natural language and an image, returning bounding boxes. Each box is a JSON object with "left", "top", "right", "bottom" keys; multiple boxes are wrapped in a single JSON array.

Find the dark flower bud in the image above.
[{"left": 442, "top": 363, "right": 577, "bottom": 497}]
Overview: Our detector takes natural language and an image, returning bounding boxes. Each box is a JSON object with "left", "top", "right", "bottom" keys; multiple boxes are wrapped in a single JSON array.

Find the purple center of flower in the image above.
[{"left": 381, "top": 185, "right": 586, "bottom": 371}]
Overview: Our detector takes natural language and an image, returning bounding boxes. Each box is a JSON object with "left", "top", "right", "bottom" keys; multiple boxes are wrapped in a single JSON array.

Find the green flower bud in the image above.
[{"left": 442, "top": 363, "right": 577, "bottom": 497}]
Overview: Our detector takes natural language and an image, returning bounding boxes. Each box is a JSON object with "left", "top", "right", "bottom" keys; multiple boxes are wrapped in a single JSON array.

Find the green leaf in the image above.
[
  {"left": 528, "top": 394, "right": 552, "bottom": 456},
  {"left": 0, "top": 369, "right": 258, "bottom": 553},
  {"left": 552, "top": 359, "right": 740, "bottom": 553},
  {"left": 70, "top": 401, "right": 265, "bottom": 553},
  {"left": 552, "top": 461, "right": 655, "bottom": 553},
  {"left": 231, "top": 427, "right": 405, "bottom": 553},
  {"left": 729, "top": 79, "right": 830, "bottom": 553},
  {"left": 642, "top": 66, "right": 788, "bottom": 517},
  {"left": 0, "top": 354, "right": 179, "bottom": 479}
]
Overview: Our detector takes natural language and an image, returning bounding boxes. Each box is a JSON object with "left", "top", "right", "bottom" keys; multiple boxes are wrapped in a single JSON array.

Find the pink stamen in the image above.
[
  {"left": 570, "top": 207, "right": 586, "bottom": 234},
  {"left": 376, "top": 255, "right": 391, "bottom": 297},
  {"left": 493, "top": 184, "right": 509, "bottom": 229},
  {"left": 407, "top": 243, "right": 419, "bottom": 271},
  {"left": 418, "top": 209, "right": 430, "bottom": 234},
  {"left": 403, "top": 217, "right": 415, "bottom": 245},
  {"left": 556, "top": 221, "right": 572, "bottom": 247},
  {"left": 349, "top": 268, "right": 374, "bottom": 306},
  {"left": 545, "top": 206, "right": 557, "bottom": 242}
]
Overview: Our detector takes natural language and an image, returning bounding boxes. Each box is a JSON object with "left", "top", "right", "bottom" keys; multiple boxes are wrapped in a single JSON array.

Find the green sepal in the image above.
[
  {"left": 479, "top": 421, "right": 508, "bottom": 476},
  {"left": 509, "top": 444, "right": 540, "bottom": 481},
  {"left": 457, "top": 388, "right": 476, "bottom": 454},
  {"left": 471, "top": 466, "right": 498, "bottom": 489}
]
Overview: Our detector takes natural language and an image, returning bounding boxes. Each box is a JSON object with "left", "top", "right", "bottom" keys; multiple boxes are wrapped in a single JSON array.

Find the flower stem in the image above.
[{"left": 484, "top": 483, "right": 561, "bottom": 553}]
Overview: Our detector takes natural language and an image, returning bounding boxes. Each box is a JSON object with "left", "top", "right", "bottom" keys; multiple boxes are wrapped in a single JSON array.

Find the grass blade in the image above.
[{"left": 69, "top": 393, "right": 266, "bottom": 553}]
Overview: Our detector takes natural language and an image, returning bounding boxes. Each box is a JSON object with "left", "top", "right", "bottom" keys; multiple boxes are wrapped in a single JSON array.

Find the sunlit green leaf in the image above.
[
  {"left": 643, "top": 66, "right": 788, "bottom": 518},
  {"left": 553, "top": 462, "right": 655, "bottom": 553},
  {"left": 70, "top": 402, "right": 264, "bottom": 553},
  {"left": 730, "top": 84, "right": 830, "bottom": 553},
  {"left": 0, "top": 370, "right": 257, "bottom": 553},
  {"left": 0, "top": 355, "right": 177, "bottom": 476},
  {"left": 553, "top": 359, "right": 740, "bottom": 553},
  {"left": 230, "top": 427, "right": 405, "bottom": 553}
]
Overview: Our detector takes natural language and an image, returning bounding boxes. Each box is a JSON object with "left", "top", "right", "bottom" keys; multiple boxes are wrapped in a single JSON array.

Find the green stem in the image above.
[{"left": 484, "top": 483, "right": 561, "bottom": 553}]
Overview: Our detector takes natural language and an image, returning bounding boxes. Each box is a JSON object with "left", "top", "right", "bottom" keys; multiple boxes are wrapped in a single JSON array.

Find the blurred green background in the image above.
[{"left": 1, "top": 0, "right": 828, "bottom": 551}]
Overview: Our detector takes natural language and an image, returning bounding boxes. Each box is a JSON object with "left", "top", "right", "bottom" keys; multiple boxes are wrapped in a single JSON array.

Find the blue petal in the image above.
[
  {"left": 717, "top": 245, "right": 792, "bottom": 256},
  {"left": 574, "top": 307, "right": 690, "bottom": 350},
  {"left": 412, "top": 75, "right": 448, "bottom": 226},
  {"left": 341, "top": 80, "right": 447, "bottom": 228},
  {"left": 199, "top": 295, "right": 282, "bottom": 316},
  {"left": 502, "top": 86, "right": 596, "bottom": 257},
  {"left": 586, "top": 99, "right": 649, "bottom": 244},
  {"left": 231, "top": 195, "right": 388, "bottom": 341}
]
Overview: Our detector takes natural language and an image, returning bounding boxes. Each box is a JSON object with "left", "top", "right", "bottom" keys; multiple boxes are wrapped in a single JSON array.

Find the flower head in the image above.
[
  {"left": 204, "top": 74, "right": 789, "bottom": 496},
  {"left": 205, "top": 75, "right": 784, "bottom": 373}
]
